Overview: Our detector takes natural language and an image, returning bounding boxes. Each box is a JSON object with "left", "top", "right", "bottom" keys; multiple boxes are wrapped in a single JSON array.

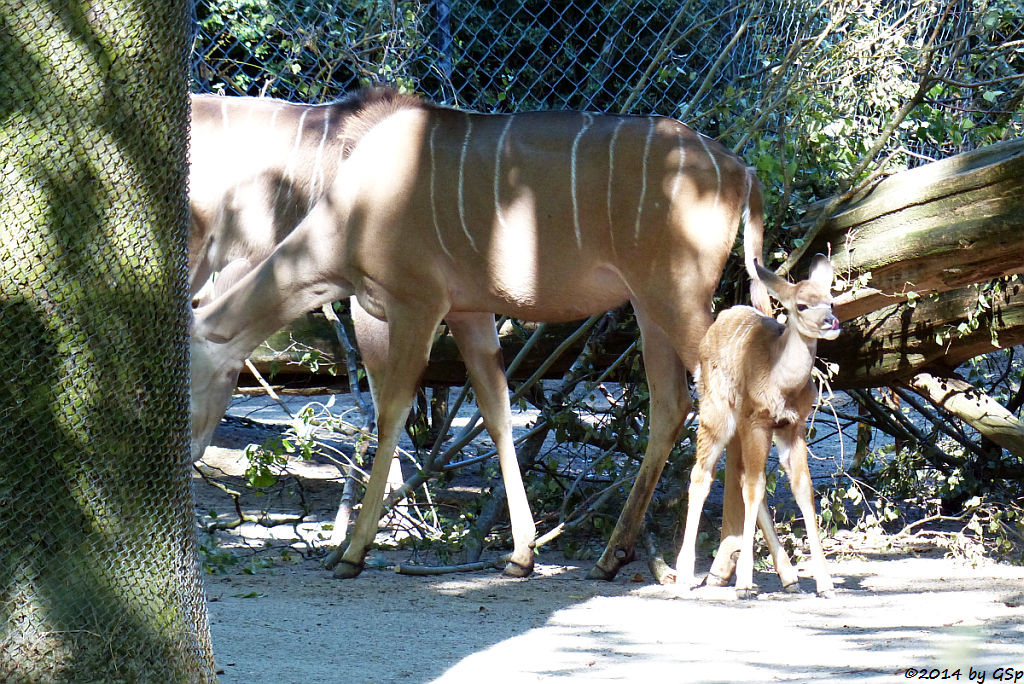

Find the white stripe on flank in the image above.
[
  {"left": 607, "top": 118, "right": 625, "bottom": 251},
  {"left": 494, "top": 116, "right": 514, "bottom": 229},
  {"left": 457, "top": 117, "right": 478, "bottom": 251},
  {"left": 309, "top": 110, "right": 331, "bottom": 211},
  {"left": 634, "top": 117, "right": 656, "bottom": 240},
  {"left": 276, "top": 106, "right": 311, "bottom": 211},
  {"left": 669, "top": 128, "right": 686, "bottom": 206},
  {"left": 428, "top": 121, "right": 453, "bottom": 259},
  {"left": 571, "top": 113, "right": 593, "bottom": 248},
  {"left": 283, "top": 106, "right": 311, "bottom": 185},
  {"left": 697, "top": 134, "right": 721, "bottom": 211},
  {"left": 220, "top": 101, "right": 229, "bottom": 130}
]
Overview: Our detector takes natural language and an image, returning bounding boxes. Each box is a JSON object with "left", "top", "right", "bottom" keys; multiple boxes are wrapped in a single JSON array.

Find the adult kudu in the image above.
[{"left": 189, "top": 88, "right": 772, "bottom": 580}]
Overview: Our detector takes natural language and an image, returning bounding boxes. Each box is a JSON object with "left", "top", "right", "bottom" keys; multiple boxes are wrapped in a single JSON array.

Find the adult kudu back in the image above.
[{"left": 188, "top": 88, "right": 771, "bottom": 580}]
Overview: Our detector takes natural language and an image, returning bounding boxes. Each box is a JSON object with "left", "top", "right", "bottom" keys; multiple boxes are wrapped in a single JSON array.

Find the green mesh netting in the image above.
[{"left": 1, "top": 1, "right": 214, "bottom": 680}]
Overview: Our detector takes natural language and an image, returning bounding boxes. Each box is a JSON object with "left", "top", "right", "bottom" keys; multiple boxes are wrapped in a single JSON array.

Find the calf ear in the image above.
[
  {"left": 808, "top": 254, "right": 834, "bottom": 290},
  {"left": 754, "top": 259, "right": 794, "bottom": 302}
]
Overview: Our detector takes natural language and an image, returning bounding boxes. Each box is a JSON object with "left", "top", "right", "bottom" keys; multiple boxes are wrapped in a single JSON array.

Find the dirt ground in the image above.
[{"left": 196, "top": 394, "right": 1024, "bottom": 683}]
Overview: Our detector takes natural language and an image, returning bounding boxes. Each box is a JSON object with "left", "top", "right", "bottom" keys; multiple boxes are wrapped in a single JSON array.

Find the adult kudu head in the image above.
[{"left": 188, "top": 88, "right": 771, "bottom": 580}]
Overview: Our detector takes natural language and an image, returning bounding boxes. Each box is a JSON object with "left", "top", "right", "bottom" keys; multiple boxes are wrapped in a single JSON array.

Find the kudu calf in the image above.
[
  {"left": 676, "top": 254, "right": 840, "bottom": 598},
  {"left": 189, "top": 87, "right": 772, "bottom": 580}
]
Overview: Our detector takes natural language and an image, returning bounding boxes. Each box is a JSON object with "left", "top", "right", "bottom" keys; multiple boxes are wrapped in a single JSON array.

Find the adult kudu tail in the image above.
[{"left": 188, "top": 88, "right": 771, "bottom": 580}]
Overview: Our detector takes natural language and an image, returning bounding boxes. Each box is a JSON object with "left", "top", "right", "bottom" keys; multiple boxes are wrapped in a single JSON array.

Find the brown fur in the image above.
[
  {"left": 336, "top": 87, "right": 426, "bottom": 157},
  {"left": 189, "top": 91, "right": 773, "bottom": 582}
]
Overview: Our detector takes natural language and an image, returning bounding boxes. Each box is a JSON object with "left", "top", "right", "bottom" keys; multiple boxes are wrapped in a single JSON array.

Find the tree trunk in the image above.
[{"left": 0, "top": 2, "right": 214, "bottom": 680}]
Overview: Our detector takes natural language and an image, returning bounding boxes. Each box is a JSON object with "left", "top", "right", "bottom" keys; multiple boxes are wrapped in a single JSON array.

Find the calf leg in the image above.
[
  {"left": 675, "top": 415, "right": 729, "bottom": 589},
  {"left": 777, "top": 425, "right": 835, "bottom": 597},
  {"left": 333, "top": 302, "right": 446, "bottom": 579},
  {"left": 735, "top": 425, "right": 772, "bottom": 599},
  {"left": 709, "top": 446, "right": 799, "bottom": 592},
  {"left": 448, "top": 313, "right": 536, "bottom": 577},
  {"left": 706, "top": 438, "right": 742, "bottom": 586}
]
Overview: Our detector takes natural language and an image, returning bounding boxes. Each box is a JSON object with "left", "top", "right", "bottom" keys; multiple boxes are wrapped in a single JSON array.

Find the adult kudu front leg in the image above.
[
  {"left": 332, "top": 301, "right": 448, "bottom": 578},
  {"left": 446, "top": 313, "right": 537, "bottom": 575},
  {"left": 323, "top": 307, "right": 537, "bottom": 577},
  {"left": 776, "top": 422, "right": 834, "bottom": 597}
]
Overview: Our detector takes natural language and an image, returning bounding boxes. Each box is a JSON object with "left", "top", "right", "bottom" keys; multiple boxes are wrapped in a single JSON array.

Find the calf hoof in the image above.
[
  {"left": 736, "top": 586, "right": 758, "bottom": 600},
  {"left": 783, "top": 581, "right": 802, "bottom": 594},
  {"left": 331, "top": 560, "right": 364, "bottom": 579},
  {"left": 817, "top": 589, "right": 836, "bottom": 599},
  {"left": 705, "top": 571, "right": 731, "bottom": 588},
  {"left": 503, "top": 558, "right": 534, "bottom": 578}
]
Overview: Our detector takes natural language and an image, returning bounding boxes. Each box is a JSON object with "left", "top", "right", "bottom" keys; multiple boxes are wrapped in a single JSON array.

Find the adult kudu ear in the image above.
[
  {"left": 807, "top": 253, "right": 834, "bottom": 291},
  {"left": 753, "top": 258, "right": 794, "bottom": 303}
]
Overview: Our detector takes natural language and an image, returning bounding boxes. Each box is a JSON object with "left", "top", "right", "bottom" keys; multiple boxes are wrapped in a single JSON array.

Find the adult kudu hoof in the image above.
[
  {"left": 586, "top": 563, "right": 619, "bottom": 581},
  {"left": 323, "top": 547, "right": 343, "bottom": 570},
  {"left": 587, "top": 546, "right": 634, "bottom": 581},
  {"left": 502, "top": 558, "right": 535, "bottom": 578},
  {"left": 331, "top": 560, "right": 364, "bottom": 579},
  {"left": 783, "top": 581, "right": 802, "bottom": 594},
  {"left": 817, "top": 589, "right": 836, "bottom": 599}
]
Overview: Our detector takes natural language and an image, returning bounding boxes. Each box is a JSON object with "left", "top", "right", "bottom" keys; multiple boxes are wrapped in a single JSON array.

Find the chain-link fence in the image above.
[
  {"left": 191, "top": 0, "right": 1021, "bottom": 183},
  {"left": 1, "top": 1, "right": 214, "bottom": 681}
]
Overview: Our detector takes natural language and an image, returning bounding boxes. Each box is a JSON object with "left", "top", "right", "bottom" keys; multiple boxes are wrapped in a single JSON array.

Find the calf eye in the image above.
[{"left": 796, "top": 303, "right": 809, "bottom": 312}]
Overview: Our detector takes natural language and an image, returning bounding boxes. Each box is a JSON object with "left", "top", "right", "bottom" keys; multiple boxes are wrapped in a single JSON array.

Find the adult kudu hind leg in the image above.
[
  {"left": 332, "top": 301, "right": 447, "bottom": 579},
  {"left": 447, "top": 313, "right": 537, "bottom": 576},
  {"left": 589, "top": 311, "right": 691, "bottom": 580}
]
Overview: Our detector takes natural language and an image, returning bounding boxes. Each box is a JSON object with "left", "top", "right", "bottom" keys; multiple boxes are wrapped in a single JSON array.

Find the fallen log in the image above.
[
  {"left": 243, "top": 313, "right": 635, "bottom": 389},
  {"left": 798, "top": 138, "right": 1024, "bottom": 320},
  {"left": 819, "top": 277, "right": 1024, "bottom": 389}
]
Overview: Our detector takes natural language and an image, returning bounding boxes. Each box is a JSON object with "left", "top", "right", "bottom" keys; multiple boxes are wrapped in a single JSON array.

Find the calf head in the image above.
[{"left": 754, "top": 254, "right": 840, "bottom": 341}]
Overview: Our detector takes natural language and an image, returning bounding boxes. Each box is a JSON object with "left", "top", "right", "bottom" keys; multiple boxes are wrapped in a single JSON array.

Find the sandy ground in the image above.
[
  {"left": 205, "top": 552, "right": 1024, "bottom": 683},
  {"left": 197, "top": 393, "right": 1024, "bottom": 683}
]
